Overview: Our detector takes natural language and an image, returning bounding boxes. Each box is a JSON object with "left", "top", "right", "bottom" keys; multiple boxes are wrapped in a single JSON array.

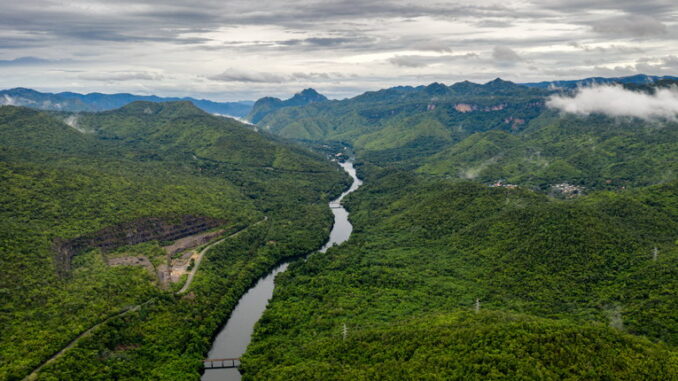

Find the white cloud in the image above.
[{"left": 547, "top": 85, "right": 678, "bottom": 120}]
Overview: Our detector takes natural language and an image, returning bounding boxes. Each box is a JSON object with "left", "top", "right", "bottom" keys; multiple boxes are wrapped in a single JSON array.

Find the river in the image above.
[{"left": 202, "top": 159, "right": 362, "bottom": 381}]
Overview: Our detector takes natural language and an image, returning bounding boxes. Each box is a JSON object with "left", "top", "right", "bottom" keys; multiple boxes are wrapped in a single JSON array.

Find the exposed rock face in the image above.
[
  {"left": 52, "top": 215, "right": 225, "bottom": 276},
  {"left": 162, "top": 229, "right": 225, "bottom": 256}
]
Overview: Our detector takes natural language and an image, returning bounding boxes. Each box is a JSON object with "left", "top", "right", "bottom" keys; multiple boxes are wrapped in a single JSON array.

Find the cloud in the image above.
[
  {"left": 78, "top": 71, "right": 165, "bottom": 81},
  {"left": 207, "top": 68, "right": 341, "bottom": 83},
  {"left": 207, "top": 69, "right": 287, "bottom": 83},
  {"left": 492, "top": 46, "right": 522, "bottom": 65},
  {"left": 634, "top": 55, "right": 678, "bottom": 73},
  {"left": 0, "top": 56, "right": 50, "bottom": 66},
  {"left": 1, "top": 0, "right": 677, "bottom": 99},
  {"left": 0, "top": 56, "right": 73, "bottom": 66},
  {"left": 388, "top": 53, "right": 478, "bottom": 68},
  {"left": 591, "top": 15, "right": 667, "bottom": 37},
  {"left": 1, "top": 94, "right": 17, "bottom": 105},
  {"left": 547, "top": 85, "right": 678, "bottom": 120},
  {"left": 389, "top": 55, "right": 430, "bottom": 68}
]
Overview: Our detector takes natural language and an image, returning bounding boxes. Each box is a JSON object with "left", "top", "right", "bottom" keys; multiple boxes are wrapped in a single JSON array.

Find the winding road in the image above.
[{"left": 177, "top": 216, "right": 267, "bottom": 295}]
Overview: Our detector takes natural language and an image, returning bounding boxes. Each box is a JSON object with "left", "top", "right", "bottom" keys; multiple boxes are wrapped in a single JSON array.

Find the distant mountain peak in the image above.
[
  {"left": 298, "top": 88, "right": 322, "bottom": 96},
  {"left": 485, "top": 78, "right": 514, "bottom": 86},
  {"left": 290, "top": 88, "right": 328, "bottom": 103},
  {"left": 247, "top": 88, "right": 328, "bottom": 123}
]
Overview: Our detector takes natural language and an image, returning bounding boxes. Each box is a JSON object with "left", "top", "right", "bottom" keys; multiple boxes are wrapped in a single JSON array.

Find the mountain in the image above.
[
  {"left": 242, "top": 171, "right": 678, "bottom": 379},
  {"left": 523, "top": 74, "right": 678, "bottom": 89},
  {"left": 250, "top": 78, "right": 548, "bottom": 161},
  {"left": 4, "top": 73, "right": 678, "bottom": 380},
  {"left": 250, "top": 76, "right": 678, "bottom": 191},
  {"left": 247, "top": 88, "right": 328, "bottom": 123},
  {"left": 0, "top": 102, "right": 348, "bottom": 380},
  {"left": 418, "top": 112, "right": 678, "bottom": 191},
  {"left": 0, "top": 87, "right": 254, "bottom": 117}
]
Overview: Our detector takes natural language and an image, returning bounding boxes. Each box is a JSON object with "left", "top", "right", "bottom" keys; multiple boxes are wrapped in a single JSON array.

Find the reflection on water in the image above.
[{"left": 202, "top": 160, "right": 361, "bottom": 381}]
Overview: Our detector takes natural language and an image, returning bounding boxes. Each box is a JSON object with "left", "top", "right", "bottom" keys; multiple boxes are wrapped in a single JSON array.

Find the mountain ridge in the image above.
[
  {"left": 0, "top": 87, "right": 254, "bottom": 117},
  {"left": 247, "top": 87, "right": 328, "bottom": 123}
]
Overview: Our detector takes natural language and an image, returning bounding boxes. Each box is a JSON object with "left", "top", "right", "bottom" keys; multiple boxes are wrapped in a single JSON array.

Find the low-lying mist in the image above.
[{"left": 547, "top": 85, "right": 678, "bottom": 121}]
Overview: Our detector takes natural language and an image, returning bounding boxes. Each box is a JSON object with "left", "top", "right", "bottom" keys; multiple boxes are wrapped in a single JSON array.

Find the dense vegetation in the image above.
[
  {"left": 419, "top": 112, "right": 678, "bottom": 191},
  {"left": 252, "top": 78, "right": 678, "bottom": 189},
  {"left": 0, "top": 103, "right": 348, "bottom": 380},
  {"left": 4, "top": 73, "right": 678, "bottom": 380},
  {"left": 242, "top": 168, "right": 678, "bottom": 379}
]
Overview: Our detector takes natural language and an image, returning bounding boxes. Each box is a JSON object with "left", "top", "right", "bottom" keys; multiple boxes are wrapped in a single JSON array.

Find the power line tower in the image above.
[
  {"left": 653, "top": 247, "right": 659, "bottom": 261},
  {"left": 475, "top": 298, "right": 481, "bottom": 313},
  {"left": 342, "top": 323, "right": 348, "bottom": 341}
]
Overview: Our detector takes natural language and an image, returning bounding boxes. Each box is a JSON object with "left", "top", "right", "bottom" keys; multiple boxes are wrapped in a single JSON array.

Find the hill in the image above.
[
  {"left": 242, "top": 170, "right": 678, "bottom": 379},
  {"left": 252, "top": 76, "right": 678, "bottom": 191},
  {"left": 249, "top": 79, "right": 548, "bottom": 157},
  {"left": 418, "top": 112, "right": 678, "bottom": 191},
  {"left": 0, "top": 102, "right": 348, "bottom": 380}
]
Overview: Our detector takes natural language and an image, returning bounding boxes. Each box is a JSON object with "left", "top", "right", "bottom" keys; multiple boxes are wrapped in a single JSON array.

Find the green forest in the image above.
[
  {"left": 241, "top": 168, "right": 678, "bottom": 380},
  {"left": 0, "top": 103, "right": 348, "bottom": 380},
  {"left": 238, "top": 79, "right": 678, "bottom": 380}
]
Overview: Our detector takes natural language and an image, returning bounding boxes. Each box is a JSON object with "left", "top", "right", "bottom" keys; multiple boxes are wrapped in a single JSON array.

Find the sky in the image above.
[{"left": 1, "top": 0, "right": 677, "bottom": 101}]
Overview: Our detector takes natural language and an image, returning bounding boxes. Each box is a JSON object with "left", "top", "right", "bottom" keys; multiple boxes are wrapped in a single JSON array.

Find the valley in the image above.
[
  {"left": 1, "top": 75, "right": 677, "bottom": 380},
  {"left": 3, "top": 1, "right": 678, "bottom": 379}
]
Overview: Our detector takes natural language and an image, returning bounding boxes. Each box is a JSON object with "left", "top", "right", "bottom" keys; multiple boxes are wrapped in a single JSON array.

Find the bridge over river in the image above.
[{"left": 203, "top": 358, "right": 240, "bottom": 369}]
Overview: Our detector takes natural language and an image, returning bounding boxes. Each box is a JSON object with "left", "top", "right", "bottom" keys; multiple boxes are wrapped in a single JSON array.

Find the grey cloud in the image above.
[
  {"left": 0, "top": 56, "right": 54, "bottom": 66},
  {"left": 591, "top": 15, "right": 667, "bottom": 37},
  {"left": 207, "top": 68, "right": 343, "bottom": 83},
  {"left": 492, "top": 46, "right": 522, "bottom": 64},
  {"left": 208, "top": 69, "right": 288, "bottom": 83},
  {"left": 539, "top": 0, "right": 678, "bottom": 18},
  {"left": 475, "top": 20, "right": 513, "bottom": 28},
  {"left": 634, "top": 55, "right": 678, "bottom": 73},
  {"left": 78, "top": 71, "right": 165, "bottom": 81},
  {"left": 0, "top": 1, "right": 517, "bottom": 46},
  {"left": 390, "top": 55, "right": 432, "bottom": 68},
  {"left": 278, "top": 36, "right": 371, "bottom": 49},
  {"left": 1, "top": 0, "right": 677, "bottom": 100},
  {"left": 568, "top": 42, "right": 644, "bottom": 54},
  {"left": 389, "top": 53, "right": 479, "bottom": 68}
]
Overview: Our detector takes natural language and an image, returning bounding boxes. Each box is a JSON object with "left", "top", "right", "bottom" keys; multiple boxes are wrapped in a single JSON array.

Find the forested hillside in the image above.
[
  {"left": 419, "top": 112, "right": 678, "bottom": 191},
  {"left": 4, "top": 74, "right": 677, "bottom": 380},
  {"left": 0, "top": 102, "right": 348, "bottom": 380},
  {"left": 242, "top": 169, "right": 678, "bottom": 379},
  {"left": 239, "top": 76, "right": 678, "bottom": 380},
  {"left": 253, "top": 78, "right": 678, "bottom": 191}
]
